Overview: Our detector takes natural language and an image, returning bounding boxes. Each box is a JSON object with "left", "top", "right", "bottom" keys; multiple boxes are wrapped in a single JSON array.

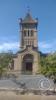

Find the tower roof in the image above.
[{"left": 20, "top": 12, "right": 37, "bottom": 24}]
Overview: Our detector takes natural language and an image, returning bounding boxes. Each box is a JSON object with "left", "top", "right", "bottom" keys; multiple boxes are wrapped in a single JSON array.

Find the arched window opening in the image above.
[
  {"left": 24, "top": 30, "right": 26, "bottom": 36},
  {"left": 28, "top": 30, "right": 29, "bottom": 36},
  {"left": 31, "top": 30, "right": 34, "bottom": 36}
]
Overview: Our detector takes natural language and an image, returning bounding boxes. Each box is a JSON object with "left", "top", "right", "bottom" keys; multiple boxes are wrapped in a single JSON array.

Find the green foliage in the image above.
[
  {"left": 40, "top": 52, "right": 56, "bottom": 82},
  {"left": 0, "top": 51, "right": 13, "bottom": 77}
]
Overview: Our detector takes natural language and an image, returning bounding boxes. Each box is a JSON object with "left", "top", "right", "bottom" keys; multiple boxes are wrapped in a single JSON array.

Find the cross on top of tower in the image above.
[
  {"left": 20, "top": 8, "right": 37, "bottom": 24},
  {"left": 27, "top": 6, "right": 31, "bottom": 14}
]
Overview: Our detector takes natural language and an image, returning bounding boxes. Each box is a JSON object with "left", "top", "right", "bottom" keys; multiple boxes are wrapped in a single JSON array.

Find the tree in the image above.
[
  {"left": 0, "top": 51, "right": 13, "bottom": 77},
  {"left": 39, "top": 52, "right": 56, "bottom": 82}
]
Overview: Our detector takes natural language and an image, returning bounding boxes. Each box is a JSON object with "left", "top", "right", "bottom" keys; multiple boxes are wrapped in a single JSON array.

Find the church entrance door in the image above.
[
  {"left": 22, "top": 54, "right": 33, "bottom": 74},
  {"left": 26, "top": 62, "right": 32, "bottom": 71}
]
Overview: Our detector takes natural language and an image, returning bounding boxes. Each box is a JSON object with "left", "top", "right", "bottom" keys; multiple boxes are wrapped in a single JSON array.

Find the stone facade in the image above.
[{"left": 13, "top": 12, "right": 39, "bottom": 74}]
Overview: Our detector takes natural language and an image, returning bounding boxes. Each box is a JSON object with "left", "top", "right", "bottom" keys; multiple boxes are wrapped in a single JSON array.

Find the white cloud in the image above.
[
  {"left": 39, "top": 42, "right": 52, "bottom": 49},
  {"left": 38, "top": 40, "right": 56, "bottom": 53},
  {"left": 0, "top": 42, "right": 20, "bottom": 53}
]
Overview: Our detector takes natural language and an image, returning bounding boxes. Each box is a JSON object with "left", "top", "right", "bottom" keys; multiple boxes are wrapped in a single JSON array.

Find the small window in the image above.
[
  {"left": 24, "top": 30, "right": 26, "bottom": 36},
  {"left": 28, "top": 30, "right": 29, "bottom": 36},
  {"left": 31, "top": 30, "right": 34, "bottom": 36}
]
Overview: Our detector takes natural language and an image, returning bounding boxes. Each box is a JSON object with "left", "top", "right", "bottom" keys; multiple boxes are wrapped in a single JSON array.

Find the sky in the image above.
[{"left": 0, "top": 0, "right": 56, "bottom": 53}]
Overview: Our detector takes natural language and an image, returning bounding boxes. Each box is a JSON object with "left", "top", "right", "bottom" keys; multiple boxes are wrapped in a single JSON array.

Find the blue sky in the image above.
[{"left": 0, "top": 0, "right": 56, "bottom": 53}]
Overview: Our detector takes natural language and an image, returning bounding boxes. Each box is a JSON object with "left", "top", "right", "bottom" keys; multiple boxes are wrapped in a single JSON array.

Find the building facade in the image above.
[{"left": 13, "top": 12, "right": 39, "bottom": 74}]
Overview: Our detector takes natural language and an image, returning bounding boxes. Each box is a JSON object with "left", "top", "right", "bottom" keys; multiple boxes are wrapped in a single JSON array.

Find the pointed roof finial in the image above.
[{"left": 20, "top": 6, "right": 37, "bottom": 24}]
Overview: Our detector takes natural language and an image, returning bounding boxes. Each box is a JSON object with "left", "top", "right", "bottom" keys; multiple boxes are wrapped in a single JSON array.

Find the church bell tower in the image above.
[{"left": 19, "top": 11, "right": 38, "bottom": 49}]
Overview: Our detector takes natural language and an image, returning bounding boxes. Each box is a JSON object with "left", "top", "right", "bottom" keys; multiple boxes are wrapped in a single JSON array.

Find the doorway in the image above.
[
  {"left": 26, "top": 62, "right": 32, "bottom": 71},
  {"left": 22, "top": 54, "right": 33, "bottom": 74}
]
